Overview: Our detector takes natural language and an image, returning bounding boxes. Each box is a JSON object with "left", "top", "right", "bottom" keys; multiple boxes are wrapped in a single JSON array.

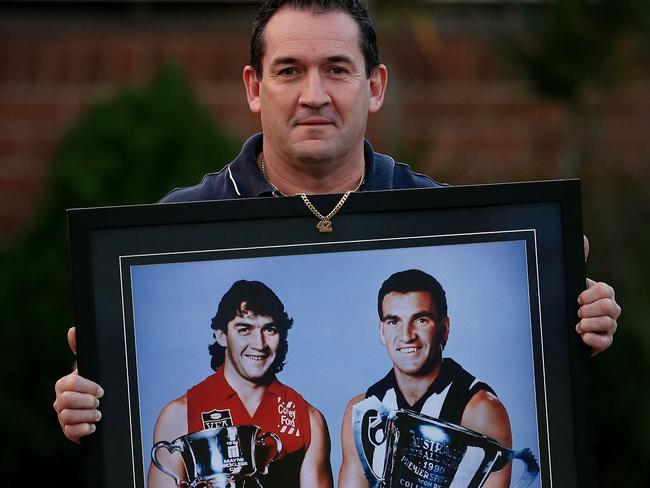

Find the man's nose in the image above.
[
  {"left": 399, "top": 323, "right": 417, "bottom": 342},
  {"left": 299, "top": 70, "right": 331, "bottom": 108},
  {"left": 250, "top": 329, "right": 267, "bottom": 349}
]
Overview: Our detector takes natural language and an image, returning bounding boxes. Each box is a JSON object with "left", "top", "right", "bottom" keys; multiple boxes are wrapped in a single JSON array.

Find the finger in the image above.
[
  {"left": 576, "top": 316, "right": 618, "bottom": 335},
  {"left": 578, "top": 297, "right": 621, "bottom": 320},
  {"left": 64, "top": 423, "right": 97, "bottom": 444},
  {"left": 53, "top": 391, "right": 100, "bottom": 414},
  {"left": 578, "top": 331, "right": 613, "bottom": 356},
  {"left": 54, "top": 372, "right": 104, "bottom": 397},
  {"left": 68, "top": 327, "right": 77, "bottom": 355},
  {"left": 58, "top": 407, "right": 102, "bottom": 428},
  {"left": 583, "top": 235, "right": 589, "bottom": 262},
  {"left": 578, "top": 280, "right": 615, "bottom": 305}
]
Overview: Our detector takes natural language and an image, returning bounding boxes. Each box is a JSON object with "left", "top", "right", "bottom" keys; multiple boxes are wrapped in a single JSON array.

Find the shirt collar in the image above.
[
  {"left": 226, "top": 133, "right": 276, "bottom": 198},
  {"left": 389, "top": 359, "right": 452, "bottom": 409},
  {"left": 227, "top": 132, "right": 395, "bottom": 197},
  {"left": 214, "top": 366, "right": 238, "bottom": 400}
]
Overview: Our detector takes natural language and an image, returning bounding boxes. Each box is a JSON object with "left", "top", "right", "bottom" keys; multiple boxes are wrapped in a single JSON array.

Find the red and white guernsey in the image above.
[{"left": 186, "top": 366, "right": 311, "bottom": 486}]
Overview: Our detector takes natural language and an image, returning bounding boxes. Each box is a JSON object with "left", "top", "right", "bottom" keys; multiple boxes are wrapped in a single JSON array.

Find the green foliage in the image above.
[
  {"left": 503, "top": 0, "right": 650, "bottom": 102},
  {"left": 0, "top": 65, "right": 238, "bottom": 484}
]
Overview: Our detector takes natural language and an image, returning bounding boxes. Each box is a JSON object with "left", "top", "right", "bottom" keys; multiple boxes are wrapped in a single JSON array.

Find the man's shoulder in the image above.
[
  {"left": 366, "top": 144, "right": 446, "bottom": 191},
  {"left": 159, "top": 393, "right": 188, "bottom": 421},
  {"left": 159, "top": 133, "right": 268, "bottom": 203},
  {"left": 158, "top": 167, "right": 237, "bottom": 203},
  {"left": 364, "top": 369, "right": 395, "bottom": 398},
  {"left": 441, "top": 357, "right": 497, "bottom": 407},
  {"left": 153, "top": 393, "right": 189, "bottom": 443},
  {"left": 391, "top": 159, "right": 446, "bottom": 189}
]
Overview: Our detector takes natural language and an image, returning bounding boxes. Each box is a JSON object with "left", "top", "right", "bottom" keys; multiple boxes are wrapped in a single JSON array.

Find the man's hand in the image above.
[
  {"left": 53, "top": 327, "right": 104, "bottom": 443},
  {"left": 577, "top": 236, "right": 621, "bottom": 355}
]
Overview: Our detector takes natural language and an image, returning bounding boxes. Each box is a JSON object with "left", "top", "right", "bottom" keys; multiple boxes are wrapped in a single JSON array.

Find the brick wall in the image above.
[{"left": 1, "top": 4, "right": 648, "bottom": 246}]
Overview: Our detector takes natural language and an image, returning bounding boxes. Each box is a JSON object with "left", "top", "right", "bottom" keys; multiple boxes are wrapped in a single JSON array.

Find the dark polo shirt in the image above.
[{"left": 160, "top": 133, "right": 443, "bottom": 203}]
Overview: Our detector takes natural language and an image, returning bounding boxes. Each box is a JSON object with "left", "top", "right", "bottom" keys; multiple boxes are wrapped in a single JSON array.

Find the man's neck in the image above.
[
  {"left": 223, "top": 363, "right": 270, "bottom": 418},
  {"left": 260, "top": 144, "right": 365, "bottom": 195},
  {"left": 393, "top": 360, "right": 444, "bottom": 407}
]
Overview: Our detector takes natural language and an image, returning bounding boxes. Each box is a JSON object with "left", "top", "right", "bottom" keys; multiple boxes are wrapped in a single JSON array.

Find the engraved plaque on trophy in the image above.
[
  {"left": 151, "top": 425, "right": 282, "bottom": 487},
  {"left": 353, "top": 396, "right": 539, "bottom": 488}
]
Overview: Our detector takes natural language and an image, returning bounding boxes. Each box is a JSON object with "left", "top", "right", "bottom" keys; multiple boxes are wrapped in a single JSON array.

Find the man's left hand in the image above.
[
  {"left": 576, "top": 279, "right": 620, "bottom": 355},
  {"left": 577, "top": 236, "right": 621, "bottom": 356}
]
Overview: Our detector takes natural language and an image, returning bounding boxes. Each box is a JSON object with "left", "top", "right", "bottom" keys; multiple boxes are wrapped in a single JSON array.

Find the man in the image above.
[
  {"left": 148, "top": 280, "right": 332, "bottom": 487},
  {"left": 339, "top": 269, "right": 512, "bottom": 488},
  {"left": 54, "top": 0, "right": 619, "bottom": 462}
]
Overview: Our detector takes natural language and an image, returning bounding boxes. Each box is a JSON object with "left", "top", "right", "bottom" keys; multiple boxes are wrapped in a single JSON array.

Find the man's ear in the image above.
[
  {"left": 243, "top": 65, "right": 261, "bottom": 114},
  {"left": 379, "top": 322, "right": 386, "bottom": 346},
  {"left": 368, "top": 64, "right": 388, "bottom": 114},
  {"left": 441, "top": 317, "right": 450, "bottom": 350},
  {"left": 215, "top": 329, "right": 228, "bottom": 348}
]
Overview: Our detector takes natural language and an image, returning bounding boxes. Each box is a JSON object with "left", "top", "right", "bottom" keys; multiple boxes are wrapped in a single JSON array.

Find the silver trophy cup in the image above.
[
  {"left": 151, "top": 425, "right": 282, "bottom": 488},
  {"left": 353, "top": 396, "right": 539, "bottom": 488}
]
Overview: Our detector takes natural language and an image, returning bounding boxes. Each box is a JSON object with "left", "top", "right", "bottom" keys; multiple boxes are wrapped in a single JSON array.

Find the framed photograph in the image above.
[{"left": 68, "top": 180, "right": 594, "bottom": 488}]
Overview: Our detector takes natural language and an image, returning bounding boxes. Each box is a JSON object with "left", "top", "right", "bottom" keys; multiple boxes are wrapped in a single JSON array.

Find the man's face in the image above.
[
  {"left": 244, "top": 8, "right": 386, "bottom": 165},
  {"left": 380, "top": 291, "right": 450, "bottom": 377},
  {"left": 216, "top": 304, "right": 280, "bottom": 384}
]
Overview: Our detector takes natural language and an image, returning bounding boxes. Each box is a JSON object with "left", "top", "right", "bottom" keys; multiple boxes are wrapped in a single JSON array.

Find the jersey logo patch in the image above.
[
  {"left": 367, "top": 413, "right": 386, "bottom": 447},
  {"left": 201, "top": 408, "right": 233, "bottom": 429},
  {"left": 277, "top": 397, "right": 300, "bottom": 437}
]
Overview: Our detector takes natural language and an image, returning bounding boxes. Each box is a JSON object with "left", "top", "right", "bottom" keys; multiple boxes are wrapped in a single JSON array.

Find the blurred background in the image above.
[{"left": 0, "top": 0, "right": 647, "bottom": 486}]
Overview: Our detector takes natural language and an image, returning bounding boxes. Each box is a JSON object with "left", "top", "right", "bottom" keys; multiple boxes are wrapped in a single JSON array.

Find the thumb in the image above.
[
  {"left": 583, "top": 235, "right": 590, "bottom": 263},
  {"left": 67, "top": 327, "right": 77, "bottom": 356}
]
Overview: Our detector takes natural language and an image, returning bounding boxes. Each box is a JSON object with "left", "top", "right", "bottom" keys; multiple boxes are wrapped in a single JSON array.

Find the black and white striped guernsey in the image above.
[
  {"left": 364, "top": 357, "right": 496, "bottom": 475},
  {"left": 366, "top": 357, "right": 495, "bottom": 425}
]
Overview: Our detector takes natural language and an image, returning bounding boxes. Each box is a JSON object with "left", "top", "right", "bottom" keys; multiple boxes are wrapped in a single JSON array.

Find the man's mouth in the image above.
[
  {"left": 397, "top": 346, "right": 421, "bottom": 354},
  {"left": 296, "top": 117, "right": 333, "bottom": 126},
  {"left": 245, "top": 354, "right": 269, "bottom": 362}
]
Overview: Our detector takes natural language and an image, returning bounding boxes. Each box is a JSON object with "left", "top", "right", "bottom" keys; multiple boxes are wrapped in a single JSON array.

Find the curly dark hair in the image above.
[
  {"left": 208, "top": 280, "right": 294, "bottom": 374},
  {"left": 377, "top": 269, "right": 448, "bottom": 320},
  {"left": 250, "top": 0, "right": 380, "bottom": 78}
]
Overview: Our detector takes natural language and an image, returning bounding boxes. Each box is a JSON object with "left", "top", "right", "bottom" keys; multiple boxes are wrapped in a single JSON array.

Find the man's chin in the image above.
[
  {"left": 241, "top": 360, "right": 273, "bottom": 378},
  {"left": 393, "top": 358, "right": 438, "bottom": 377},
  {"left": 291, "top": 140, "right": 338, "bottom": 163},
  {"left": 243, "top": 369, "right": 274, "bottom": 384}
]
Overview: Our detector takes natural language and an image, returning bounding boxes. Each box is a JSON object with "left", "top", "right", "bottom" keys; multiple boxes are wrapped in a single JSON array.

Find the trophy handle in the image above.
[
  {"left": 351, "top": 396, "right": 392, "bottom": 488},
  {"left": 506, "top": 448, "right": 540, "bottom": 488},
  {"left": 255, "top": 432, "right": 283, "bottom": 475},
  {"left": 151, "top": 440, "right": 183, "bottom": 486}
]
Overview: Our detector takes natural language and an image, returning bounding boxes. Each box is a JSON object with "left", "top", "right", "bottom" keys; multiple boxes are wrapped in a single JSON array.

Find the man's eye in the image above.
[
  {"left": 264, "top": 326, "right": 278, "bottom": 335},
  {"left": 237, "top": 327, "right": 251, "bottom": 335},
  {"left": 330, "top": 66, "right": 347, "bottom": 75},
  {"left": 279, "top": 67, "right": 298, "bottom": 76},
  {"left": 415, "top": 318, "right": 431, "bottom": 326}
]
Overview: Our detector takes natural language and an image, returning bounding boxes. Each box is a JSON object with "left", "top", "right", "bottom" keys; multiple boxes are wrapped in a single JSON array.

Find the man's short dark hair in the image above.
[
  {"left": 377, "top": 269, "right": 448, "bottom": 320},
  {"left": 250, "top": 0, "right": 380, "bottom": 78},
  {"left": 208, "top": 280, "right": 294, "bottom": 373}
]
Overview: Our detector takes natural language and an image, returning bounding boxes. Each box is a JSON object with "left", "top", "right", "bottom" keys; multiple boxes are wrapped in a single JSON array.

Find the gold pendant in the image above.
[{"left": 317, "top": 219, "right": 333, "bottom": 233}]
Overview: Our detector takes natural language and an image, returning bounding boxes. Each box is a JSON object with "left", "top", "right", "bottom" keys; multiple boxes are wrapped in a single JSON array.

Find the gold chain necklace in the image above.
[{"left": 259, "top": 155, "right": 363, "bottom": 233}]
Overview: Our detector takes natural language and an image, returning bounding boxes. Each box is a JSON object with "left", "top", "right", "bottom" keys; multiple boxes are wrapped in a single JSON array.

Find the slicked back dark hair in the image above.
[
  {"left": 377, "top": 269, "right": 448, "bottom": 320},
  {"left": 250, "top": 0, "right": 380, "bottom": 78},
  {"left": 208, "top": 280, "right": 294, "bottom": 374}
]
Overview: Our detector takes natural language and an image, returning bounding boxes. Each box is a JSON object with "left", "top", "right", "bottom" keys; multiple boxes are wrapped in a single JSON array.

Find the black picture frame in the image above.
[{"left": 68, "top": 180, "right": 594, "bottom": 488}]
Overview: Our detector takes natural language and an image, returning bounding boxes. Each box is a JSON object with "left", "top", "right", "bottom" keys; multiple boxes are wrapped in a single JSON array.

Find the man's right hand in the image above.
[{"left": 53, "top": 327, "right": 104, "bottom": 444}]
